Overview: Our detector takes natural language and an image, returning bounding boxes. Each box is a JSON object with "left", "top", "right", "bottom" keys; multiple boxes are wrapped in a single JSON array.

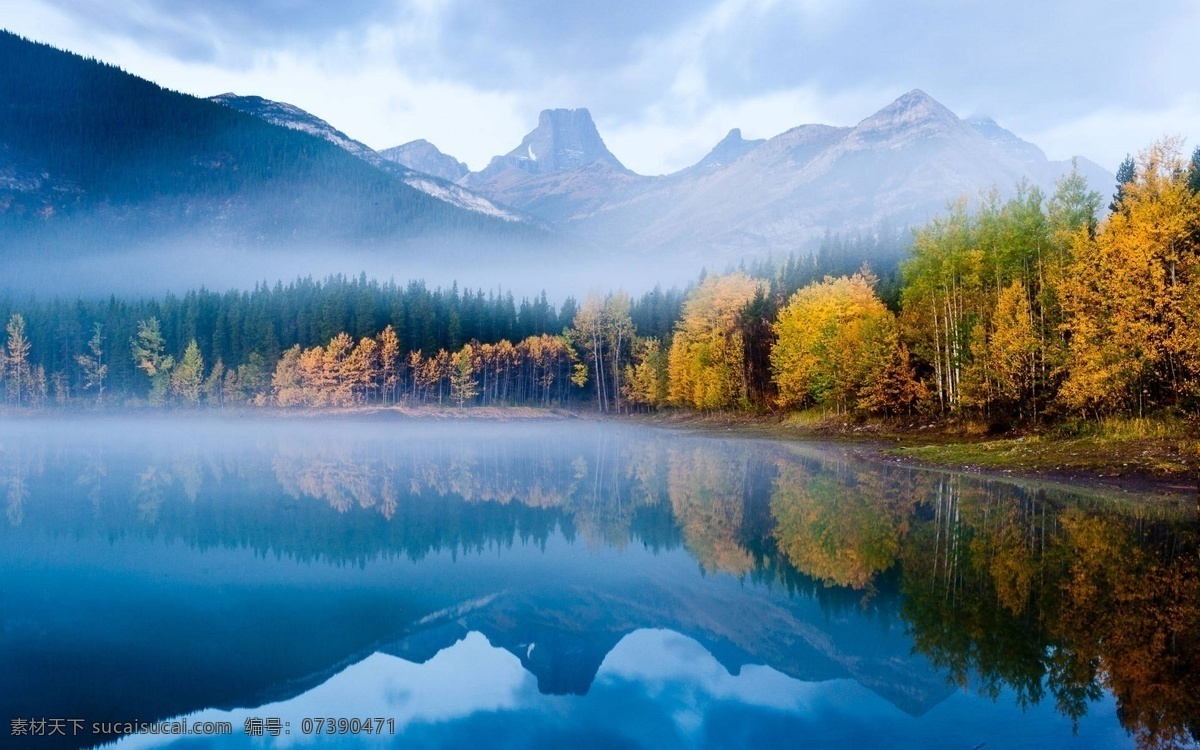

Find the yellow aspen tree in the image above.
[
  {"left": 450, "top": 344, "right": 479, "bottom": 407},
  {"left": 344, "top": 336, "right": 378, "bottom": 404},
  {"left": 298, "top": 345, "right": 328, "bottom": 405},
  {"left": 5, "top": 313, "right": 31, "bottom": 407},
  {"left": 376, "top": 325, "right": 400, "bottom": 404},
  {"left": 171, "top": 339, "right": 204, "bottom": 406},
  {"left": 1060, "top": 139, "right": 1200, "bottom": 415},
  {"left": 667, "top": 273, "right": 764, "bottom": 410},
  {"left": 324, "top": 332, "right": 355, "bottom": 406},
  {"left": 272, "top": 345, "right": 305, "bottom": 406},
  {"left": 771, "top": 273, "right": 897, "bottom": 415}
]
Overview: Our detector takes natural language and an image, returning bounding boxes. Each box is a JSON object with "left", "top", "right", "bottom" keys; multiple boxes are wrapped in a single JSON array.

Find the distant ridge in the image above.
[
  {"left": 685, "top": 128, "right": 766, "bottom": 172},
  {"left": 0, "top": 28, "right": 1118, "bottom": 287},
  {"left": 0, "top": 30, "right": 535, "bottom": 265},
  {"left": 208, "top": 93, "right": 525, "bottom": 222},
  {"left": 459, "top": 88, "right": 1114, "bottom": 259},
  {"left": 380, "top": 139, "right": 470, "bottom": 182}
]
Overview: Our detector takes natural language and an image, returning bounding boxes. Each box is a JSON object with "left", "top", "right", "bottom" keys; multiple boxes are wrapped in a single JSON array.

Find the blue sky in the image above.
[{"left": 1, "top": 0, "right": 1196, "bottom": 174}]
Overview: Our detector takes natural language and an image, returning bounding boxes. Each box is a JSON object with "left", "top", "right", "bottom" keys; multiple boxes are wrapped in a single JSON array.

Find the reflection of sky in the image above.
[{"left": 109, "top": 629, "right": 1132, "bottom": 750}]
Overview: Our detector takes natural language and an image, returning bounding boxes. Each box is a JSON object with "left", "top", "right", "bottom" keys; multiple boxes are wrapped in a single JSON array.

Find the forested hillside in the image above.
[
  {"left": 1, "top": 142, "right": 1197, "bottom": 430},
  {"left": 0, "top": 31, "right": 528, "bottom": 252}
]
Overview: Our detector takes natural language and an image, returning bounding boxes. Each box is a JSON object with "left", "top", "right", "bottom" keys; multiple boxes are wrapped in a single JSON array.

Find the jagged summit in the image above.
[
  {"left": 686, "top": 127, "right": 765, "bottom": 172},
  {"left": 467, "top": 107, "right": 625, "bottom": 183},
  {"left": 851, "top": 89, "right": 965, "bottom": 143},
  {"left": 380, "top": 139, "right": 469, "bottom": 182},
  {"left": 454, "top": 88, "right": 1112, "bottom": 258}
]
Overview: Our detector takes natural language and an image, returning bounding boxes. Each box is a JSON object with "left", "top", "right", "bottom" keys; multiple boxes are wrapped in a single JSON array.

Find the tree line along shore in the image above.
[{"left": 1, "top": 141, "right": 1199, "bottom": 477}]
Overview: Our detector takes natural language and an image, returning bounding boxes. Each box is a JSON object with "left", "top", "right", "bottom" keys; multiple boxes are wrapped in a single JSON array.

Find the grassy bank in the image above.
[
  {"left": 889, "top": 418, "right": 1197, "bottom": 492},
  {"left": 633, "top": 410, "right": 1200, "bottom": 497}
]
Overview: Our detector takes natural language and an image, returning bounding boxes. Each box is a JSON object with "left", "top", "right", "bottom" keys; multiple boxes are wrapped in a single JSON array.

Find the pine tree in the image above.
[
  {"left": 1110, "top": 155, "right": 1136, "bottom": 213},
  {"left": 1188, "top": 146, "right": 1200, "bottom": 195}
]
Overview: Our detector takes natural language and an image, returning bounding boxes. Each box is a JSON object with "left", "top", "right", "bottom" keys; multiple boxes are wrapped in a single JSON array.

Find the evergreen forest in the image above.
[{"left": 2, "top": 142, "right": 1199, "bottom": 432}]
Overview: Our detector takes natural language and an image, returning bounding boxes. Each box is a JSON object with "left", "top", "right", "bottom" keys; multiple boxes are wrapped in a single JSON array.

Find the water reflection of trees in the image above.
[
  {"left": 767, "top": 452, "right": 1198, "bottom": 749},
  {"left": 914, "top": 489, "right": 1198, "bottom": 749},
  {"left": 771, "top": 460, "right": 914, "bottom": 590},
  {"left": 667, "top": 445, "right": 762, "bottom": 576},
  {"left": 0, "top": 427, "right": 691, "bottom": 563},
  {"left": 1, "top": 425, "right": 1196, "bottom": 746}
]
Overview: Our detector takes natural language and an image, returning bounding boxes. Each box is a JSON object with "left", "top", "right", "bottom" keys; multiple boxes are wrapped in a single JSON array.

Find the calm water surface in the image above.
[{"left": 1, "top": 417, "right": 1196, "bottom": 749}]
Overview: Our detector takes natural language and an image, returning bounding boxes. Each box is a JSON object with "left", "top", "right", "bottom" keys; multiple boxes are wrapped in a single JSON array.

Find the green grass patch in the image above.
[{"left": 893, "top": 429, "right": 1197, "bottom": 480}]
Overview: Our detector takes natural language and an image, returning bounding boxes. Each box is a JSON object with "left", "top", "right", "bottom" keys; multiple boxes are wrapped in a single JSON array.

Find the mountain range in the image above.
[
  {"left": 449, "top": 93, "right": 1111, "bottom": 257},
  {"left": 0, "top": 32, "right": 536, "bottom": 278},
  {"left": 206, "top": 89, "right": 1114, "bottom": 263},
  {"left": 0, "top": 29, "right": 1115, "bottom": 292},
  {"left": 208, "top": 92, "right": 523, "bottom": 223}
]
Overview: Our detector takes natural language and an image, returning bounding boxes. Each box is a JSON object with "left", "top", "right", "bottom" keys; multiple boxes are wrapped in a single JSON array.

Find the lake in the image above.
[{"left": 1, "top": 417, "right": 1196, "bottom": 749}]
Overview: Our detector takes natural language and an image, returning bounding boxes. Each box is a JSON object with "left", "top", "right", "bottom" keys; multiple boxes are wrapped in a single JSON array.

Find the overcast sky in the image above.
[{"left": 1, "top": 0, "right": 1196, "bottom": 175}]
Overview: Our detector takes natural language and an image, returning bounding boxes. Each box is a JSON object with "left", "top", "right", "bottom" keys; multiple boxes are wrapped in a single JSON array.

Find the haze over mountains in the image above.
[
  {"left": 198, "top": 89, "right": 1117, "bottom": 262},
  {"left": 0, "top": 29, "right": 1114, "bottom": 294},
  {"left": 222, "top": 87, "right": 1110, "bottom": 264},
  {"left": 450, "top": 92, "right": 1111, "bottom": 258}
]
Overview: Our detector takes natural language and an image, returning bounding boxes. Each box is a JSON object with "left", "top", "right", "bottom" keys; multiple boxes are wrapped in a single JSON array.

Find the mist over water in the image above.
[{"left": 1, "top": 416, "right": 1195, "bottom": 749}]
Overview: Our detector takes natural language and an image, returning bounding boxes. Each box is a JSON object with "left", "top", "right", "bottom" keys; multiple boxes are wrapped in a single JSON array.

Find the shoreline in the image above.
[
  {"left": 624, "top": 410, "right": 1200, "bottom": 502},
  {"left": 3, "top": 404, "right": 1196, "bottom": 501}
]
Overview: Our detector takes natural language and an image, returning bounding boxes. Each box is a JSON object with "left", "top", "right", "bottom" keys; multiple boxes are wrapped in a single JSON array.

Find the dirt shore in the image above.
[{"left": 627, "top": 410, "right": 1200, "bottom": 501}]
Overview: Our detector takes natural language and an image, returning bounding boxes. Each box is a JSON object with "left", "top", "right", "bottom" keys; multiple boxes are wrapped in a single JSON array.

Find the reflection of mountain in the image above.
[
  {"left": 1, "top": 419, "right": 1197, "bottom": 749},
  {"left": 137, "top": 629, "right": 1134, "bottom": 750},
  {"left": 1, "top": 532, "right": 946, "bottom": 750},
  {"left": 377, "top": 584, "right": 952, "bottom": 715}
]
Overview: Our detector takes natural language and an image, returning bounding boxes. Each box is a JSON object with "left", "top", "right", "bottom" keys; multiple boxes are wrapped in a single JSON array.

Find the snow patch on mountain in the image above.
[
  {"left": 401, "top": 176, "right": 523, "bottom": 222},
  {"left": 210, "top": 94, "right": 527, "bottom": 224}
]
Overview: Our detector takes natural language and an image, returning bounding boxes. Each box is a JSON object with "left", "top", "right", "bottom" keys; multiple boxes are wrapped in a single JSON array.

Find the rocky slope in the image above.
[{"left": 461, "top": 91, "right": 1112, "bottom": 259}]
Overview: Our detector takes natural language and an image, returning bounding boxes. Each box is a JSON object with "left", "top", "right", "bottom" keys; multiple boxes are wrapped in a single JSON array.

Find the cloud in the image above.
[
  {"left": 39, "top": 0, "right": 396, "bottom": 63},
  {"left": 0, "top": 0, "right": 1196, "bottom": 174}
]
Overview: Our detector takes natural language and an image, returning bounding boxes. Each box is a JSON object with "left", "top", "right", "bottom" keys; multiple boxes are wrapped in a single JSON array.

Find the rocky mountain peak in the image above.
[
  {"left": 380, "top": 139, "right": 469, "bottom": 182},
  {"left": 687, "top": 127, "right": 766, "bottom": 172},
  {"left": 466, "top": 107, "right": 625, "bottom": 183},
  {"left": 851, "top": 89, "right": 966, "bottom": 143},
  {"left": 208, "top": 92, "right": 381, "bottom": 164},
  {"left": 524, "top": 108, "right": 618, "bottom": 170}
]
